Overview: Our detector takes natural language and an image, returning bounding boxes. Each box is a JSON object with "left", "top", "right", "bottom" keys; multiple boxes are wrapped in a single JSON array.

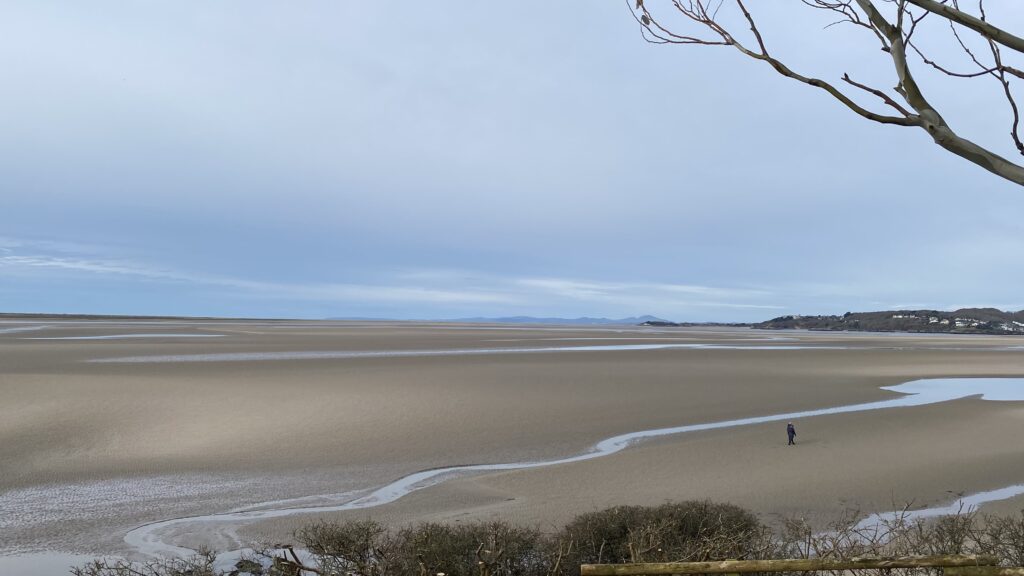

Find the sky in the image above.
[{"left": 1, "top": 1, "right": 1023, "bottom": 322}]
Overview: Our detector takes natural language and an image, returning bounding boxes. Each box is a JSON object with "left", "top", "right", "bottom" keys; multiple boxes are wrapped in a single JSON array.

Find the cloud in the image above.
[
  {"left": 0, "top": 255, "right": 178, "bottom": 279},
  {"left": 0, "top": 240, "right": 784, "bottom": 316},
  {"left": 0, "top": 244, "right": 517, "bottom": 306},
  {"left": 515, "top": 277, "right": 778, "bottom": 309},
  {"left": 944, "top": 303, "right": 1024, "bottom": 312},
  {"left": 4, "top": 2, "right": 1024, "bottom": 322},
  {"left": 515, "top": 278, "right": 616, "bottom": 300},
  {"left": 243, "top": 283, "right": 517, "bottom": 305},
  {"left": 0, "top": 236, "right": 111, "bottom": 255}
]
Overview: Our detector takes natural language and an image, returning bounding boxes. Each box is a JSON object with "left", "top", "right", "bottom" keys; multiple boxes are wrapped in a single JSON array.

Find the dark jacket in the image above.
[{"left": 786, "top": 424, "right": 796, "bottom": 437}]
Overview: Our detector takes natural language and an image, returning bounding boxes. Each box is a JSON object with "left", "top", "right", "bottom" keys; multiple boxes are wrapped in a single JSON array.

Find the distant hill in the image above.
[
  {"left": 753, "top": 308, "right": 1024, "bottom": 335},
  {"left": 637, "top": 320, "right": 751, "bottom": 327},
  {"left": 0, "top": 312, "right": 280, "bottom": 321}
]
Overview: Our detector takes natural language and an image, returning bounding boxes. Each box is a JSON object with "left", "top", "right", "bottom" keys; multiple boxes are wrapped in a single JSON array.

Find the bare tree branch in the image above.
[
  {"left": 631, "top": 0, "right": 1024, "bottom": 186},
  {"left": 841, "top": 73, "right": 914, "bottom": 117},
  {"left": 636, "top": 2, "right": 916, "bottom": 126},
  {"left": 986, "top": 37, "right": 1024, "bottom": 155},
  {"left": 854, "top": 0, "right": 1024, "bottom": 184},
  {"left": 903, "top": 0, "right": 1024, "bottom": 54}
]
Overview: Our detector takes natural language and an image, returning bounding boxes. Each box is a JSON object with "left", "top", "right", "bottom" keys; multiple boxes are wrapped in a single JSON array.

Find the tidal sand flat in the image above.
[{"left": 3, "top": 319, "right": 1024, "bottom": 571}]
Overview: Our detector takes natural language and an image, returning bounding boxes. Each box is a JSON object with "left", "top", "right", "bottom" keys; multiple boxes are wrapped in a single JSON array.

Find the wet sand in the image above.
[{"left": 3, "top": 319, "right": 1024, "bottom": 563}]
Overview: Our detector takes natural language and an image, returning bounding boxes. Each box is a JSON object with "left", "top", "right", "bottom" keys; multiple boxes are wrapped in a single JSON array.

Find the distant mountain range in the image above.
[
  {"left": 753, "top": 308, "right": 1024, "bottom": 335},
  {"left": 448, "top": 315, "right": 672, "bottom": 325},
  {"left": 328, "top": 315, "right": 674, "bottom": 325}
]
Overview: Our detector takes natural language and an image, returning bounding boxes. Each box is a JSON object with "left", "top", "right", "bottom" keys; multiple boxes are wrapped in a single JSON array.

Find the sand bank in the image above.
[{"left": 2, "top": 320, "right": 1024, "bottom": 568}]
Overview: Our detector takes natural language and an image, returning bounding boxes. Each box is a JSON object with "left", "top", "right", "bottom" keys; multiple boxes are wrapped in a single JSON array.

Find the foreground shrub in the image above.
[
  {"left": 296, "top": 519, "right": 399, "bottom": 575},
  {"left": 293, "top": 500, "right": 768, "bottom": 575},
  {"left": 71, "top": 550, "right": 218, "bottom": 576},
  {"left": 296, "top": 518, "right": 547, "bottom": 576},
  {"left": 398, "top": 521, "right": 547, "bottom": 576},
  {"left": 556, "top": 501, "right": 769, "bottom": 570},
  {"left": 74, "top": 503, "right": 1024, "bottom": 576}
]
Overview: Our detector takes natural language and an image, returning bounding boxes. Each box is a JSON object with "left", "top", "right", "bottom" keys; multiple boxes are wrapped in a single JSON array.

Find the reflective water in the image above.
[
  {"left": 25, "top": 333, "right": 225, "bottom": 340},
  {"left": 0, "top": 551, "right": 104, "bottom": 575},
  {"left": 857, "top": 484, "right": 1024, "bottom": 529},
  {"left": 90, "top": 343, "right": 840, "bottom": 363},
  {"left": 0, "top": 325, "right": 51, "bottom": 334}
]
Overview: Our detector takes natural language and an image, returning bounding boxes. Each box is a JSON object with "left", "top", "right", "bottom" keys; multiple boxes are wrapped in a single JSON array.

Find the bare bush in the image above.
[
  {"left": 295, "top": 518, "right": 547, "bottom": 576},
  {"left": 975, "top": 511, "right": 1024, "bottom": 567},
  {"left": 556, "top": 501, "right": 771, "bottom": 571},
  {"left": 72, "top": 502, "right": 1024, "bottom": 576},
  {"left": 295, "top": 519, "right": 400, "bottom": 576},
  {"left": 398, "top": 521, "right": 548, "bottom": 576},
  {"left": 71, "top": 549, "right": 219, "bottom": 576}
]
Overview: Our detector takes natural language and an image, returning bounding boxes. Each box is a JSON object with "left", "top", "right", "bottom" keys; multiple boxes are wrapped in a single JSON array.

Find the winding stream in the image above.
[{"left": 123, "top": 377, "right": 1024, "bottom": 561}]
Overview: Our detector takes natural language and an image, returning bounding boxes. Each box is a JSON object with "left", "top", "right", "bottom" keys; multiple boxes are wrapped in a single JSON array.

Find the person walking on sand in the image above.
[{"left": 787, "top": 422, "right": 796, "bottom": 445}]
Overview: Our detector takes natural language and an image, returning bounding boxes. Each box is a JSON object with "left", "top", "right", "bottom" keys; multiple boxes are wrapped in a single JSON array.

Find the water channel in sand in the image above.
[
  {"left": 5, "top": 377, "right": 1024, "bottom": 575},
  {"left": 116, "top": 378, "right": 1024, "bottom": 562}
]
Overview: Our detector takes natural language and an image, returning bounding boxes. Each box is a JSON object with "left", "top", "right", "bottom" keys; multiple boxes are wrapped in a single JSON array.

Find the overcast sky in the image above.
[{"left": 2, "top": 2, "right": 1023, "bottom": 321}]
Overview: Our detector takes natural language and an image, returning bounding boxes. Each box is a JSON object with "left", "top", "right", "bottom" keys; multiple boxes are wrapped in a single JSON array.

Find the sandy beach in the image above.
[{"left": 3, "top": 319, "right": 1024, "bottom": 567}]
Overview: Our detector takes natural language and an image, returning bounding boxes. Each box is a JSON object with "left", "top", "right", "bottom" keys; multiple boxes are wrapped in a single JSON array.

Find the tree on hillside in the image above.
[{"left": 630, "top": 0, "right": 1024, "bottom": 186}]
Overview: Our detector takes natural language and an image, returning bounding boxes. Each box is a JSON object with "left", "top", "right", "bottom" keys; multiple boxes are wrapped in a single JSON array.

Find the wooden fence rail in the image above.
[
  {"left": 946, "top": 569, "right": 1024, "bottom": 576},
  {"left": 581, "top": 555, "right": 1003, "bottom": 576}
]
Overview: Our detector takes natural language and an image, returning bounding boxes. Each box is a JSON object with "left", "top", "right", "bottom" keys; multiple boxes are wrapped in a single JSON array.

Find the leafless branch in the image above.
[
  {"left": 630, "top": 0, "right": 1024, "bottom": 186},
  {"left": 636, "top": 1, "right": 916, "bottom": 126},
  {"left": 903, "top": 0, "right": 1024, "bottom": 54}
]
